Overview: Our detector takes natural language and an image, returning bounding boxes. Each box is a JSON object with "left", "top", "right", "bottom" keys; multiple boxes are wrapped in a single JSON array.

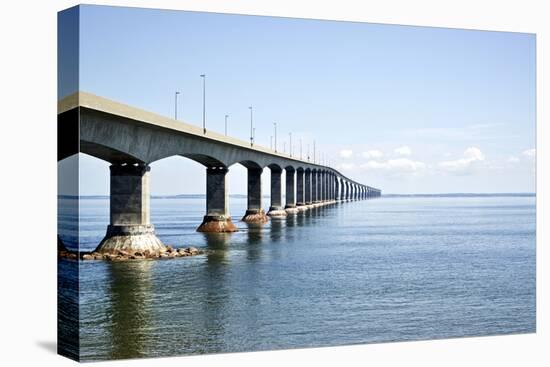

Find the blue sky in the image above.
[{"left": 64, "top": 5, "right": 535, "bottom": 195}]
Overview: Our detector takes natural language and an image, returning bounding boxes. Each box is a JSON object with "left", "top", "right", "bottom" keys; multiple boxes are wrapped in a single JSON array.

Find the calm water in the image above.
[{"left": 58, "top": 196, "right": 536, "bottom": 361}]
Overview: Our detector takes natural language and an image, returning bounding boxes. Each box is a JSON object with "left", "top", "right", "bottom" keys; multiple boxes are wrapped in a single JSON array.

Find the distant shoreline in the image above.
[{"left": 59, "top": 193, "right": 536, "bottom": 200}]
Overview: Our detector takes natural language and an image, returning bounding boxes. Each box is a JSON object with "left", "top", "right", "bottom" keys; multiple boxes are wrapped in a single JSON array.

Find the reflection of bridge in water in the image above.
[{"left": 58, "top": 92, "right": 381, "bottom": 254}]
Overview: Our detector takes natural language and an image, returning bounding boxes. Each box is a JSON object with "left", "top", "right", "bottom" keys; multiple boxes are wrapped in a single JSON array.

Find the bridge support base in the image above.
[
  {"left": 197, "top": 215, "right": 238, "bottom": 233},
  {"left": 242, "top": 209, "right": 269, "bottom": 223},
  {"left": 285, "top": 204, "right": 299, "bottom": 214},
  {"left": 296, "top": 203, "right": 308, "bottom": 211},
  {"left": 95, "top": 224, "right": 166, "bottom": 254},
  {"left": 267, "top": 206, "right": 287, "bottom": 217}
]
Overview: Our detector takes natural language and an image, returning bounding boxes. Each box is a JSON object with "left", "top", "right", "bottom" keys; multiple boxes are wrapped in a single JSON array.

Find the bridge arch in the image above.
[
  {"left": 179, "top": 153, "right": 226, "bottom": 168},
  {"left": 230, "top": 159, "right": 263, "bottom": 170},
  {"left": 268, "top": 163, "right": 283, "bottom": 172},
  {"left": 80, "top": 140, "right": 144, "bottom": 164}
]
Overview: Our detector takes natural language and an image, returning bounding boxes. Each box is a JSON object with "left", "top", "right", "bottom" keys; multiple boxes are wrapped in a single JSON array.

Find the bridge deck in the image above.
[{"left": 59, "top": 92, "right": 312, "bottom": 166}]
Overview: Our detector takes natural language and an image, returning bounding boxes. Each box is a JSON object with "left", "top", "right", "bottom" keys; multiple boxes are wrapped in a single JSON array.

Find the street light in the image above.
[
  {"left": 273, "top": 122, "right": 277, "bottom": 152},
  {"left": 224, "top": 114, "right": 229, "bottom": 136},
  {"left": 249, "top": 106, "right": 253, "bottom": 146},
  {"left": 288, "top": 133, "right": 292, "bottom": 157},
  {"left": 174, "top": 91, "right": 180, "bottom": 120},
  {"left": 200, "top": 74, "right": 206, "bottom": 134},
  {"left": 313, "top": 140, "right": 316, "bottom": 164},
  {"left": 307, "top": 143, "right": 310, "bottom": 161}
]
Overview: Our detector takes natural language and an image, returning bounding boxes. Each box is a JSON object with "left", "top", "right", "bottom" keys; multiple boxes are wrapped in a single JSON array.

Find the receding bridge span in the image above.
[{"left": 58, "top": 92, "right": 381, "bottom": 254}]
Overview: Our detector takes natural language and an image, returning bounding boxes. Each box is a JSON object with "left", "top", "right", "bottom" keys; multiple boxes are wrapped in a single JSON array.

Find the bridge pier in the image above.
[
  {"left": 197, "top": 166, "right": 237, "bottom": 232},
  {"left": 296, "top": 169, "right": 307, "bottom": 211},
  {"left": 318, "top": 171, "right": 325, "bottom": 205},
  {"left": 336, "top": 178, "right": 340, "bottom": 201},
  {"left": 328, "top": 172, "right": 333, "bottom": 204},
  {"left": 305, "top": 169, "right": 314, "bottom": 208},
  {"left": 320, "top": 171, "right": 326, "bottom": 206},
  {"left": 333, "top": 174, "right": 337, "bottom": 202},
  {"left": 242, "top": 167, "right": 268, "bottom": 223},
  {"left": 267, "top": 167, "right": 287, "bottom": 217},
  {"left": 327, "top": 172, "right": 332, "bottom": 203},
  {"left": 323, "top": 171, "right": 328, "bottom": 204},
  {"left": 311, "top": 170, "right": 319, "bottom": 206},
  {"left": 285, "top": 168, "right": 299, "bottom": 214},
  {"left": 95, "top": 163, "right": 166, "bottom": 254},
  {"left": 342, "top": 181, "right": 347, "bottom": 201},
  {"left": 331, "top": 174, "right": 337, "bottom": 203}
]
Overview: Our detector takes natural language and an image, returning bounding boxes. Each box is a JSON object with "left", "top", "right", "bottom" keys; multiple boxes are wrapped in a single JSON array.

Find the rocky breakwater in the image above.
[{"left": 59, "top": 245, "right": 202, "bottom": 261}]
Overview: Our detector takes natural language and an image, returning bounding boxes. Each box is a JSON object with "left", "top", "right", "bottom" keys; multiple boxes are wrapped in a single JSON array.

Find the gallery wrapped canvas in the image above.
[{"left": 57, "top": 5, "right": 535, "bottom": 362}]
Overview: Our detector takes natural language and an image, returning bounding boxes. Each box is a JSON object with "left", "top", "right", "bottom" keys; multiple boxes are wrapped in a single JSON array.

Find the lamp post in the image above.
[
  {"left": 174, "top": 91, "right": 180, "bottom": 120},
  {"left": 307, "top": 143, "right": 310, "bottom": 161},
  {"left": 273, "top": 122, "right": 277, "bottom": 152},
  {"left": 200, "top": 74, "right": 206, "bottom": 134},
  {"left": 224, "top": 114, "right": 229, "bottom": 136},
  {"left": 289, "top": 132, "right": 292, "bottom": 157},
  {"left": 313, "top": 140, "right": 316, "bottom": 164},
  {"left": 249, "top": 106, "right": 253, "bottom": 146}
]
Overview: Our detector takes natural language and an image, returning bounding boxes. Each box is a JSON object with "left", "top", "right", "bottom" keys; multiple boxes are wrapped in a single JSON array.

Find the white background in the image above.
[{"left": 0, "top": 0, "right": 547, "bottom": 366}]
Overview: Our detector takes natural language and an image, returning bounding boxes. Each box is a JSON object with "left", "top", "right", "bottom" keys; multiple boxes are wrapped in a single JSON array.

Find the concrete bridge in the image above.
[{"left": 58, "top": 92, "right": 381, "bottom": 254}]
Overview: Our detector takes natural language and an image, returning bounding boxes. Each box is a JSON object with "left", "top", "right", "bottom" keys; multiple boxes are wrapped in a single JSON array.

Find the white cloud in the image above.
[
  {"left": 508, "top": 156, "right": 520, "bottom": 163},
  {"left": 394, "top": 146, "right": 412, "bottom": 156},
  {"left": 360, "top": 158, "right": 426, "bottom": 174},
  {"left": 389, "top": 158, "right": 426, "bottom": 172},
  {"left": 339, "top": 149, "right": 353, "bottom": 158},
  {"left": 438, "top": 147, "right": 485, "bottom": 175},
  {"left": 522, "top": 148, "right": 536, "bottom": 158},
  {"left": 463, "top": 147, "right": 485, "bottom": 161},
  {"left": 401, "top": 123, "right": 508, "bottom": 142},
  {"left": 361, "top": 150, "right": 383, "bottom": 159},
  {"left": 521, "top": 148, "right": 536, "bottom": 175},
  {"left": 360, "top": 160, "right": 388, "bottom": 170},
  {"left": 337, "top": 163, "right": 356, "bottom": 171}
]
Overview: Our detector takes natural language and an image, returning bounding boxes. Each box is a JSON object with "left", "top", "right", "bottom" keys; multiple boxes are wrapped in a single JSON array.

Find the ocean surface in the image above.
[{"left": 58, "top": 195, "right": 536, "bottom": 361}]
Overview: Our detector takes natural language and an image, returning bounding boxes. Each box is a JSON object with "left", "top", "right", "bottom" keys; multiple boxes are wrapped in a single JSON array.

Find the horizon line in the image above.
[{"left": 60, "top": 192, "right": 536, "bottom": 198}]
